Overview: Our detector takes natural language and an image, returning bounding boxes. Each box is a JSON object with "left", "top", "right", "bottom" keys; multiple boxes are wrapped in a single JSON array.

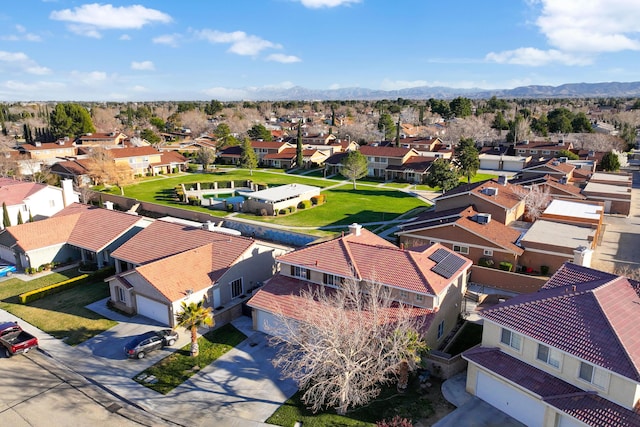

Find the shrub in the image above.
[
  {"left": 19, "top": 274, "right": 90, "bottom": 304},
  {"left": 499, "top": 261, "right": 513, "bottom": 272},
  {"left": 376, "top": 416, "right": 413, "bottom": 427},
  {"left": 541, "top": 265, "right": 550, "bottom": 275},
  {"left": 227, "top": 203, "right": 234, "bottom": 212},
  {"left": 187, "top": 196, "right": 200, "bottom": 206},
  {"left": 298, "top": 200, "right": 312, "bottom": 209},
  {"left": 288, "top": 206, "right": 296, "bottom": 213},
  {"left": 278, "top": 208, "right": 287, "bottom": 215},
  {"left": 478, "top": 258, "right": 494, "bottom": 268},
  {"left": 310, "top": 194, "right": 326, "bottom": 205}
]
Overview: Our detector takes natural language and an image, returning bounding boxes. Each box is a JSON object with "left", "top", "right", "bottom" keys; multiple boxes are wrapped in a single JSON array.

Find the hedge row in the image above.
[
  {"left": 19, "top": 266, "right": 115, "bottom": 304},
  {"left": 19, "top": 274, "right": 89, "bottom": 304}
]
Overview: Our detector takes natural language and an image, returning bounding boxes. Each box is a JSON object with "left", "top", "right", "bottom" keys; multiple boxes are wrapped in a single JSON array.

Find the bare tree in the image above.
[
  {"left": 86, "top": 147, "right": 133, "bottom": 194},
  {"left": 91, "top": 106, "right": 121, "bottom": 133},
  {"left": 180, "top": 109, "right": 210, "bottom": 137},
  {"left": 0, "top": 152, "right": 19, "bottom": 178},
  {"left": 513, "top": 184, "right": 552, "bottom": 221},
  {"left": 269, "top": 278, "right": 428, "bottom": 415}
]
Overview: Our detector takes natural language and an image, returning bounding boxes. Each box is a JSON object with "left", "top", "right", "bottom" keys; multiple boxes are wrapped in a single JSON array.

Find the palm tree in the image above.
[
  {"left": 396, "top": 329, "right": 428, "bottom": 392},
  {"left": 176, "top": 299, "right": 213, "bottom": 357}
]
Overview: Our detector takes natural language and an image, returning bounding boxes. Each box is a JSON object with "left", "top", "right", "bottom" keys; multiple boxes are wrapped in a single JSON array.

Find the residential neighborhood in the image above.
[{"left": 1, "top": 94, "right": 640, "bottom": 427}]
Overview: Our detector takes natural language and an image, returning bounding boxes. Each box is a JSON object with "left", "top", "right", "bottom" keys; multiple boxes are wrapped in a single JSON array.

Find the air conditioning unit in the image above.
[
  {"left": 476, "top": 213, "right": 492, "bottom": 224},
  {"left": 483, "top": 187, "right": 499, "bottom": 196}
]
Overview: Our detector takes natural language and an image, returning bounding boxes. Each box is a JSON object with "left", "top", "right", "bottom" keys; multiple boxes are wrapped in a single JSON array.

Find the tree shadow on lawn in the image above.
[{"left": 320, "top": 210, "right": 403, "bottom": 229}]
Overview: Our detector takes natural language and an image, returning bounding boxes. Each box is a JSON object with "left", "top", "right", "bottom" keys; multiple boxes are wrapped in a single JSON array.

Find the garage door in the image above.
[
  {"left": 476, "top": 371, "right": 545, "bottom": 427},
  {"left": 136, "top": 295, "right": 170, "bottom": 326},
  {"left": 0, "top": 246, "right": 16, "bottom": 264},
  {"left": 255, "top": 310, "right": 284, "bottom": 336}
]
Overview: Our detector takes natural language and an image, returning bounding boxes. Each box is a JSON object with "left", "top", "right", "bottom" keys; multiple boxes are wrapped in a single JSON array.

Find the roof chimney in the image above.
[
  {"left": 103, "top": 201, "right": 114, "bottom": 210},
  {"left": 348, "top": 223, "right": 362, "bottom": 236}
]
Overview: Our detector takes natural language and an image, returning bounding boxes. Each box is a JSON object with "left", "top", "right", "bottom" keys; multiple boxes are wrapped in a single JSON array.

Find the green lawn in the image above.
[
  {"left": 237, "top": 184, "right": 430, "bottom": 227},
  {"left": 0, "top": 270, "right": 117, "bottom": 345},
  {"left": 267, "top": 383, "right": 433, "bottom": 427},
  {"left": 134, "top": 323, "right": 247, "bottom": 394}
]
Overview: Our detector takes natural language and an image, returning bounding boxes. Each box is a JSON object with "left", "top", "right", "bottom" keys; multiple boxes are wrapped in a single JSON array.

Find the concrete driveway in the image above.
[{"left": 592, "top": 170, "right": 640, "bottom": 273}]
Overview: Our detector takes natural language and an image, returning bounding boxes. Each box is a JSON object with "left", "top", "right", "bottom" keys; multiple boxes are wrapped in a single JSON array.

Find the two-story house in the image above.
[
  {"left": 433, "top": 178, "right": 525, "bottom": 225},
  {"left": 109, "top": 146, "right": 164, "bottom": 176},
  {"left": 75, "top": 131, "right": 128, "bottom": 147},
  {"left": 463, "top": 262, "right": 640, "bottom": 427},
  {"left": 18, "top": 138, "right": 77, "bottom": 161},
  {"left": 396, "top": 206, "right": 524, "bottom": 267},
  {"left": 359, "top": 145, "right": 422, "bottom": 180},
  {"left": 107, "top": 219, "right": 287, "bottom": 327},
  {"left": 248, "top": 223, "right": 472, "bottom": 348},
  {"left": 519, "top": 158, "right": 576, "bottom": 182},
  {"left": 513, "top": 140, "right": 574, "bottom": 159}
]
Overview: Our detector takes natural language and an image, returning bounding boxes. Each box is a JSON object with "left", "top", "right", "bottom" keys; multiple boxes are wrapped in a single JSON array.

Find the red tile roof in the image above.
[
  {"left": 464, "top": 347, "right": 640, "bottom": 427},
  {"left": 481, "top": 263, "right": 640, "bottom": 381},
  {"left": 5, "top": 214, "right": 79, "bottom": 251},
  {"left": 19, "top": 141, "right": 76, "bottom": 151},
  {"left": 51, "top": 158, "right": 93, "bottom": 176},
  {"left": 248, "top": 274, "right": 436, "bottom": 330},
  {"left": 436, "top": 179, "right": 523, "bottom": 210},
  {"left": 133, "top": 242, "right": 249, "bottom": 302},
  {"left": 0, "top": 178, "right": 48, "bottom": 206},
  {"left": 151, "top": 151, "right": 188, "bottom": 166},
  {"left": 110, "top": 219, "right": 254, "bottom": 265},
  {"left": 277, "top": 229, "right": 471, "bottom": 295},
  {"left": 359, "top": 145, "right": 415, "bottom": 158}
]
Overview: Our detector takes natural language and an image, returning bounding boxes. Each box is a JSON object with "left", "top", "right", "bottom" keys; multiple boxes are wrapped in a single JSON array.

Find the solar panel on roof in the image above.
[
  {"left": 428, "top": 248, "right": 449, "bottom": 263},
  {"left": 431, "top": 252, "right": 467, "bottom": 279}
]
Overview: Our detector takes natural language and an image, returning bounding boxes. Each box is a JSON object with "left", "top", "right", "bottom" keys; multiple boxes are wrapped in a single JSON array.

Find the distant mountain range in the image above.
[{"left": 237, "top": 81, "right": 640, "bottom": 101}]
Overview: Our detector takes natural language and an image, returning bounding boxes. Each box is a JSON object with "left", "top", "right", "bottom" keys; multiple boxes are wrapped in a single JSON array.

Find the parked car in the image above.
[
  {"left": 0, "top": 265, "right": 17, "bottom": 278},
  {"left": 124, "top": 329, "right": 179, "bottom": 359},
  {"left": 0, "top": 322, "right": 38, "bottom": 357}
]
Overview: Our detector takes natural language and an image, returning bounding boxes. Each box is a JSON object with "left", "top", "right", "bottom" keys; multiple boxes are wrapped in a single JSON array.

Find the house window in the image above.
[
  {"left": 437, "top": 320, "right": 445, "bottom": 339},
  {"left": 117, "top": 287, "right": 126, "bottom": 302},
  {"left": 453, "top": 245, "right": 469, "bottom": 254},
  {"left": 500, "top": 328, "right": 522, "bottom": 351},
  {"left": 290, "top": 265, "right": 309, "bottom": 279},
  {"left": 518, "top": 149, "right": 526, "bottom": 154},
  {"left": 399, "top": 290, "right": 409, "bottom": 299},
  {"left": 578, "top": 362, "right": 609, "bottom": 389},
  {"left": 542, "top": 150, "right": 551, "bottom": 155},
  {"left": 483, "top": 249, "right": 493, "bottom": 256},
  {"left": 323, "top": 273, "right": 341, "bottom": 286},
  {"left": 416, "top": 294, "right": 424, "bottom": 302},
  {"left": 536, "top": 344, "right": 561, "bottom": 369},
  {"left": 530, "top": 150, "right": 538, "bottom": 154},
  {"left": 231, "top": 278, "right": 243, "bottom": 298}
]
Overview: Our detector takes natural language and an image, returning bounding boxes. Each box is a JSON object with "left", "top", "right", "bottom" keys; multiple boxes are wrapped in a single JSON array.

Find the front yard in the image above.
[
  {"left": 134, "top": 323, "right": 247, "bottom": 394},
  {"left": 0, "top": 270, "right": 117, "bottom": 345}
]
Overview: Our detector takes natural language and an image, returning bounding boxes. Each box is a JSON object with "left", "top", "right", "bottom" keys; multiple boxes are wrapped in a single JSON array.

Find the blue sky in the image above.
[{"left": 1, "top": 0, "right": 640, "bottom": 101}]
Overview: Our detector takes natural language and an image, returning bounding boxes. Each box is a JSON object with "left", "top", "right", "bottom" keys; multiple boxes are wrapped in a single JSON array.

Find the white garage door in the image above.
[
  {"left": 476, "top": 371, "right": 546, "bottom": 427},
  {"left": 255, "top": 310, "right": 284, "bottom": 336},
  {"left": 136, "top": 295, "right": 170, "bottom": 325}
]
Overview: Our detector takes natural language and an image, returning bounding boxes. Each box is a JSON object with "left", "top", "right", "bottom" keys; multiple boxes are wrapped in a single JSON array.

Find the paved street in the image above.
[
  {"left": 0, "top": 350, "right": 170, "bottom": 427},
  {"left": 1, "top": 306, "right": 296, "bottom": 427}
]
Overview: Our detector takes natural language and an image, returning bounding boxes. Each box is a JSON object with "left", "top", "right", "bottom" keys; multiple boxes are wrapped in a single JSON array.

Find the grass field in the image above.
[{"left": 0, "top": 270, "right": 117, "bottom": 345}]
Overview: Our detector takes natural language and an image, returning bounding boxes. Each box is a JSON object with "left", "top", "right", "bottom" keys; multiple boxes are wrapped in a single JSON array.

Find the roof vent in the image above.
[
  {"left": 559, "top": 157, "right": 568, "bottom": 163},
  {"left": 476, "top": 213, "right": 491, "bottom": 224},
  {"left": 498, "top": 175, "right": 508, "bottom": 186},
  {"left": 34, "top": 141, "right": 42, "bottom": 147},
  {"left": 522, "top": 140, "right": 529, "bottom": 145},
  {"left": 348, "top": 223, "right": 362, "bottom": 236}
]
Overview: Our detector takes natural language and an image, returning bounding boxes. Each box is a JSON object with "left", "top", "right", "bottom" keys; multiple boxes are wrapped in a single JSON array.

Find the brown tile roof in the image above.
[
  {"left": 277, "top": 229, "right": 471, "bottom": 295},
  {"left": 133, "top": 242, "right": 249, "bottom": 302},
  {"left": 217, "top": 145, "right": 242, "bottom": 158},
  {"left": 481, "top": 263, "right": 640, "bottom": 381},
  {"left": 359, "top": 145, "right": 415, "bottom": 158},
  {"left": 524, "top": 158, "right": 576, "bottom": 174},
  {"left": 264, "top": 147, "right": 296, "bottom": 160},
  {"left": 248, "top": 274, "right": 436, "bottom": 330},
  {"left": 19, "top": 141, "right": 76, "bottom": 151},
  {"left": 386, "top": 156, "right": 434, "bottom": 173},
  {"left": 110, "top": 219, "right": 254, "bottom": 265},
  {"left": 51, "top": 203, "right": 144, "bottom": 252},
  {"left": 436, "top": 179, "right": 523, "bottom": 210},
  {"left": 5, "top": 214, "right": 79, "bottom": 251},
  {"left": 51, "top": 158, "right": 93, "bottom": 176},
  {"left": 76, "top": 132, "right": 125, "bottom": 141},
  {"left": 151, "top": 151, "right": 188, "bottom": 166},
  {"left": 399, "top": 206, "right": 524, "bottom": 255},
  {"left": 0, "top": 178, "right": 48, "bottom": 206},
  {"left": 251, "top": 140, "right": 289, "bottom": 149},
  {"left": 464, "top": 347, "right": 640, "bottom": 427},
  {"left": 107, "top": 146, "right": 160, "bottom": 159}
]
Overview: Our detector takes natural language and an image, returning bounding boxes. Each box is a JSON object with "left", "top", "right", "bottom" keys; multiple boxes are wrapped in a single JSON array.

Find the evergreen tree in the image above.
[
  {"left": 28, "top": 210, "right": 33, "bottom": 223},
  {"left": 296, "top": 123, "right": 303, "bottom": 168},
  {"left": 601, "top": 151, "right": 621, "bottom": 172},
  {"left": 453, "top": 138, "right": 480, "bottom": 183},
  {"left": 426, "top": 159, "right": 459, "bottom": 193},
  {"left": 17, "top": 211, "right": 23, "bottom": 225},
  {"left": 2, "top": 202, "right": 10, "bottom": 228},
  {"left": 395, "top": 115, "right": 401, "bottom": 147}
]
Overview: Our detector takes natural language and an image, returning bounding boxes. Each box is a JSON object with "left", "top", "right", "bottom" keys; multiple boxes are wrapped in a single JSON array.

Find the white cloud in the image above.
[
  {"left": 535, "top": 0, "right": 640, "bottom": 53},
  {"left": 195, "top": 29, "right": 281, "bottom": 56},
  {"left": 50, "top": 4, "right": 172, "bottom": 38},
  {"left": 131, "top": 60, "right": 155, "bottom": 71},
  {"left": 297, "top": 0, "right": 360, "bottom": 8},
  {"left": 131, "top": 85, "right": 148, "bottom": 92},
  {"left": 3, "top": 80, "right": 65, "bottom": 92},
  {"left": 119, "top": 34, "right": 131, "bottom": 41},
  {"left": 69, "top": 70, "right": 109, "bottom": 85},
  {"left": 1, "top": 24, "right": 42, "bottom": 42},
  {"left": 485, "top": 47, "right": 592, "bottom": 66},
  {"left": 202, "top": 86, "right": 251, "bottom": 100},
  {"left": 328, "top": 83, "right": 342, "bottom": 90},
  {"left": 266, "top": 53, "right": 301, "bottom": 63},
  {"left": 153, "top": 34, "right": 181, "bottom": 47},
  {"left": 262, "top": 81, "right": 296, "bottom": 89},
  {"left": 0, "top": 51, "right": 51, "bottom": 75}
]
